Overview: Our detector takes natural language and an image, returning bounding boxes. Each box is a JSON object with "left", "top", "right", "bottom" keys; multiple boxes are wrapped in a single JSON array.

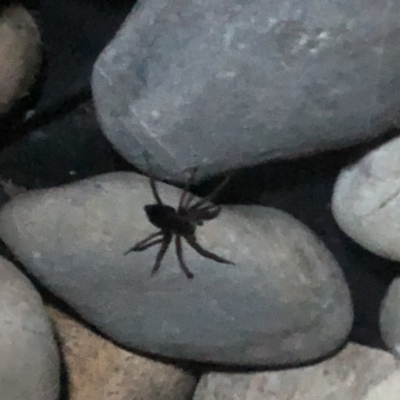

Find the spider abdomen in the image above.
[{"left": 144, "top": 204, "right": 196, "bottom": 235}]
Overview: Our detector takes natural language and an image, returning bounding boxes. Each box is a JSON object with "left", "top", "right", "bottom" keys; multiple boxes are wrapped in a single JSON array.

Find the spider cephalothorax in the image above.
[{"left": 124, "top": 169, "right": 234, "bottom": 278}]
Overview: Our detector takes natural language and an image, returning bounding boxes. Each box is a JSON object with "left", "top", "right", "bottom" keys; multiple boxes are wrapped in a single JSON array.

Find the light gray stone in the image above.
[
  {"left": 0, "top": 172, "right": 352, "bottom": 366},
  {"left": 0, "top": 256, "right": 59, "bottom": 400},
  {"left": 332, "top": 136, "right": 400, "bottom": 261},
  {"left": 193, "top": 343, "right": 400, "bottom": 400},
  {"left": 93, "top": 0, "right": 400, "bottom": 181},
  {"left": 380, "top": 278, "right": 400, "bottom": 357}
]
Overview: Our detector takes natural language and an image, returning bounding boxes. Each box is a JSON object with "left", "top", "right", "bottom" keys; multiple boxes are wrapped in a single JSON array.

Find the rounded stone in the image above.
[
  {"left": 93, "top": 0, "right": 400, "bottom": 180},
  {"left": 332, "top": 136, "right": 400, "bottom": 261},
  {"left": 0, "top": 172, "right": 352, "bottom": 366},
  {"left": 380, "top": 278, "right": 400, "bottom": 357},
  {"left": 0, "top": 256, "right": 59, "bottom": 399},
  {"left": 0, "top": 5, "right": 42, "bottom": 115}
]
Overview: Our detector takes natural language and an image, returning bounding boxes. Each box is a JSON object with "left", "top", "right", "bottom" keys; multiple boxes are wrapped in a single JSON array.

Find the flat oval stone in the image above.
[
  {"left": 0, "top": 172, "right": 352, "bottom": 366},
  {"left": 0, "top": 256, "right": 59, "bottom": 399}
]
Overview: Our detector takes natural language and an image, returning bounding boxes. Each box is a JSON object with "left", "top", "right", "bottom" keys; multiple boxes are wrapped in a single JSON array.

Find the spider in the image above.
[{"left": 124, "top": 168, "right": 235, "bottom": 279}]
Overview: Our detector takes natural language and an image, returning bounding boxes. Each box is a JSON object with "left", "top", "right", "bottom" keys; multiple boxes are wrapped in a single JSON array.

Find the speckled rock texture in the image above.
[{"left": 93, "top": 0, "right": 400, "bottom": 181}]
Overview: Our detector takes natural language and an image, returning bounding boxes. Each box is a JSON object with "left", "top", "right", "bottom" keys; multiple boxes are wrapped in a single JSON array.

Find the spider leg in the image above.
[
  {"left": 175, "top": 235, "right": 194, "bottom": 279},
  {"left": 149, "top": 177, "right": 163, "bottom": 205},
  {"left": 190, "top": 204, "right": 221, "bottom": 220},
  {"left": 185, "top": 234, "right": 235, "bottom": 265},
  {"left": 151, "top": 232, "right": 172, "bottom": 276},
  {"left": 124, "top": 231, "right": 163, "bottom": 254},
  {"left": 189, "top": 172, "right": 233, "bottom": 210},
  {"left": 178, "top": 167, "right": 198, "bottom": 211},
  {"left": 125, "top": 238, "right": 164, "bottom": 254},
  {"left": 182, "top": 192, "right": 196, "bottom": 210},
  {"left": 142, "top": 151, "right": 163, "bottom": 205}
]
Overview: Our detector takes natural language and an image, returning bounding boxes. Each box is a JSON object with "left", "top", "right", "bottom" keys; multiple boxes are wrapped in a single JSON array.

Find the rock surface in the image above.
[
  {"left": 93, "top": 0, "right": 400, "bottom": 181},
  {"left": 380, "top": 278, "right": 400, "bottom": 357},
  {"left": 332, "top": 136, "right": 400, "bottom": 261},
  {"left": 0, "top": 5, "right": 42, "bottom": 115},
  {"left": 0, "top": 256, "right": 59, "bottom": 399},
  {"left": 193, "top": 343, "right": 400, "bottom": 400},
  {"left": 48, "top": 306, "right": 196, "bottom": 400},
  {"left": 0, "top": 172, "right": 352, "bottom": 366}
]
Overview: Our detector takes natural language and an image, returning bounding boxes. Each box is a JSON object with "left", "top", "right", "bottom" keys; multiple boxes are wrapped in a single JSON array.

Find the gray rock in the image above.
[
  {"left": 0, "top": 172, "right": 352, "bottom": 366},
  {"left": 380, "top": 278, "right": 400, "bottom": 357},
  {"left": 0, "top": 256, "right": 59, "bottom": 400},
  {"left": 92, "top": 0, "right": 400, "bottom": 181},
  {"left": 332, "top": 136, "right": 400, "bottom": 261},
  {"left": 193, "top": 343, "right": 400, "bottom": 400}
]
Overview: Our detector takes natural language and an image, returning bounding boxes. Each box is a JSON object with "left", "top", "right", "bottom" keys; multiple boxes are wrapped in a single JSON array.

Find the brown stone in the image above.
[{"left": 47, "top": 306, "right": 197, "bottom": 400}]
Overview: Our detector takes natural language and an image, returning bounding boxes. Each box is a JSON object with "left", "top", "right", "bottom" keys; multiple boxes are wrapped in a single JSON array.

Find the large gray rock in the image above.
[
  {"left": 0, "top": 172, "right": 352, "bottom": 366},
  {"left": 0, "top": 256, "right": 59, "bottom": 400},
  {"left": 193, "top": 343, "right": 400, "bottom": 400},
  {"left": 92, "top": 0, "right": 400, "bottom": 181}
]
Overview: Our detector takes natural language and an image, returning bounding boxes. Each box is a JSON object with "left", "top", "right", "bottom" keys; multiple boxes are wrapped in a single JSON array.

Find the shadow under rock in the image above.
[
  {"left": 0, "top": 101, "right": 118, "bottom": 190},
  {"left": 34, "top": 0, "right": 135, "bottom": 113}
]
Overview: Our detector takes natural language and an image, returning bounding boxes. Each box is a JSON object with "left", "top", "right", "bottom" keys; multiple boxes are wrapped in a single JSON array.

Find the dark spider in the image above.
[{"left": 124, "top": 169, "right": 235, "bottom": 279}]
